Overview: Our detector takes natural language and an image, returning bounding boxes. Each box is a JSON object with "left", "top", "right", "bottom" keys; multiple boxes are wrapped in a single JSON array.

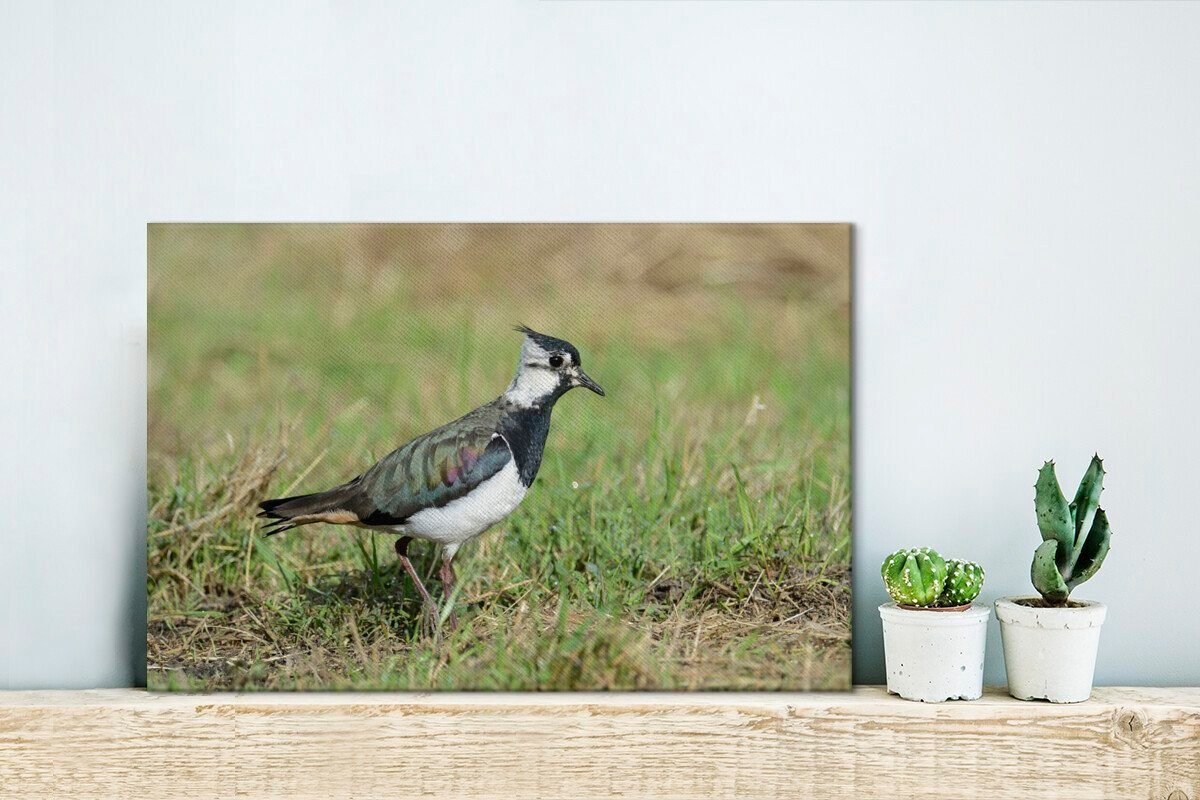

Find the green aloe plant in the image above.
[
  {"left": 1031, "top": 455, "right": 1112, "bottom": 605},
  {"left": 881, "top": 547, "right": 984, "bottom": 608}
]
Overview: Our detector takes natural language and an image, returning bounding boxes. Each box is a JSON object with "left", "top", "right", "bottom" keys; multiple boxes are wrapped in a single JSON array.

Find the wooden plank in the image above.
[{"left": 1, "top": 687, "right": 1197, "bottom": 799}]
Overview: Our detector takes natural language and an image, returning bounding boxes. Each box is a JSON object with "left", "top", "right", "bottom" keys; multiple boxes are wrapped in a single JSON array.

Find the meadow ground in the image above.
[{"left": 147, "top": 224, "right": 851, "bottom": 690}]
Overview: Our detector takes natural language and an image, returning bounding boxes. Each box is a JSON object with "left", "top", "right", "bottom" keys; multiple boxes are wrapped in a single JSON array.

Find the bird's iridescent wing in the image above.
[{"left": 348, "top": 403, "right": 510, "bottom": 526}]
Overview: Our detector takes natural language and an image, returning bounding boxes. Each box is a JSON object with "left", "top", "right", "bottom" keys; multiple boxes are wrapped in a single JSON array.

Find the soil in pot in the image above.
[
  {"left": 1012, "top": 597, "right": 1087, "bottom": 609},
  {"left": 897, "top": 603, "right": 972, "bottom": 613}
]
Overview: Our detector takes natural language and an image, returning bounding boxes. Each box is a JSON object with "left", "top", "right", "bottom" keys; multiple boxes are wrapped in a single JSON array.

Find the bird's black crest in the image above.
[{"left": 514, "top": 324, "right": 582, "bottom": 366}]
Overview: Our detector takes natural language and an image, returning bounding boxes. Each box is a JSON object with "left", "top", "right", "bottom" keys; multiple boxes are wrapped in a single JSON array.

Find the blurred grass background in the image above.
[{"left": 147, "top": 223, "right": 851, "bottom": 690}]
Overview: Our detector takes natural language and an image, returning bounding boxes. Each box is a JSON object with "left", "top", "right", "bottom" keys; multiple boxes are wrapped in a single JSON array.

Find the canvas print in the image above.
[{"left": 147, "top": 223, "right": 851, "bottom": 690}]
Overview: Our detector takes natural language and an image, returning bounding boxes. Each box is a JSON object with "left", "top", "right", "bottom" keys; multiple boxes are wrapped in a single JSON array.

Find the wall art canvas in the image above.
[{"left": 147, "top": 223, "right": 851, "bottom": 690}]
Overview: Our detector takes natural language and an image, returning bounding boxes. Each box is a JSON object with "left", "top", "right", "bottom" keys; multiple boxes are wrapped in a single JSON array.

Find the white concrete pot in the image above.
[
  {"left": 995, "top": 597, "right": 1107, "bottom": 703},
  {"left": 879, "top": 602, "right": 990, "bottom": 703}
]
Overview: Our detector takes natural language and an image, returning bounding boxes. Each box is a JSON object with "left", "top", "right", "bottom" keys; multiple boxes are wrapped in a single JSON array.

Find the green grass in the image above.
[{"left": 148, "top": 223, "right": 851, "bottom": 690}]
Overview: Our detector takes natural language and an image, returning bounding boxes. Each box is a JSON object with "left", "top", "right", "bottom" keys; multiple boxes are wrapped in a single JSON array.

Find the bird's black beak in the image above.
[{"left": 575, "top": 370, "right": 605, "bottom": 396}]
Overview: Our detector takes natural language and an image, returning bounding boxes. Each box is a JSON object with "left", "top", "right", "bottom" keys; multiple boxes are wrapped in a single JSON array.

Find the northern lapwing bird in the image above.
[{"left": 257, "top": 326, "right": 604, "bottom": 630}]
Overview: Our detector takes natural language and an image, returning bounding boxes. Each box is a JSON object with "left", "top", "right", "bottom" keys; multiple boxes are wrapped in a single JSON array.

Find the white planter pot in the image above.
[
  {"left": 879, "top": 602, "right": 990, "bottom": 703},
  {"left": 995, "top": 596, "right": 1107, "bottom": 703}
]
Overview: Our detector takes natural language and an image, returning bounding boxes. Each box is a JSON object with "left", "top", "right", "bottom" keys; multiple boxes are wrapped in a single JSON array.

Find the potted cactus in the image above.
[
  {"left": 879, "top": 547, "right": 988, "bottom": 702},
  {"left": 995, "top": 455, "right": 1112, "bottom": 703}
]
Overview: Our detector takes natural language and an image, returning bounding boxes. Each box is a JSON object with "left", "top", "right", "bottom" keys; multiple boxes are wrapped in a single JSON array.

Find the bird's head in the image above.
[{"left": 504, "top": 325, "right": 605, "bottom": 407}]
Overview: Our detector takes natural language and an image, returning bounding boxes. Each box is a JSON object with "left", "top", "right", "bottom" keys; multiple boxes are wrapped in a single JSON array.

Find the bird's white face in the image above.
[{"left": 504, "top": 333, "right": 604, "bottom": 407}]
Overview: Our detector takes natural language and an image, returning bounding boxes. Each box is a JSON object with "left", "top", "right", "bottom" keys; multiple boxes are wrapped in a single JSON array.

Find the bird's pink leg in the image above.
[
  {"left": 394, "top": 537, "right": 436, "bottom": 629},
  {"left": 439, "top": 556, "right": 458, "bottom": 632}
]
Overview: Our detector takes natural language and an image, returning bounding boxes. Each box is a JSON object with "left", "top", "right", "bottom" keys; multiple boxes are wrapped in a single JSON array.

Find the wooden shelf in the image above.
[{"left": 2, "top": 687, "right": 1197, "bottom": 799}]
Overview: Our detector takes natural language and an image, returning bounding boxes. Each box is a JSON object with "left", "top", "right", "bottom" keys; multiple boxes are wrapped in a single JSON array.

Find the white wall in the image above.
[{"left": 2, "top": 1, "right": 1197, "bottom": 688}]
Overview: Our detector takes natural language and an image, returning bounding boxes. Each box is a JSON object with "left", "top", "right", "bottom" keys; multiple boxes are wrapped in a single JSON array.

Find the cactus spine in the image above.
[{"left": 1031, "top": 455, "right": 1112, "bottom": 605}]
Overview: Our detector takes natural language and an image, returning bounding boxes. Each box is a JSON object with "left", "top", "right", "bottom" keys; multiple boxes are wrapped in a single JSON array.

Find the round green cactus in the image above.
[
  {"left": 881, "top": 547, "right": 947, "bottom": 607},
  {"left": 939, "top": 559, "right": 985, "bottom": 606}
]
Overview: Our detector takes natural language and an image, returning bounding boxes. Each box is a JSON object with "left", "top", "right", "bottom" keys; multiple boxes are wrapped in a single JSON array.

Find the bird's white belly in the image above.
[{"left": 398, "top": 460, "right": 527, "bottom": 546}]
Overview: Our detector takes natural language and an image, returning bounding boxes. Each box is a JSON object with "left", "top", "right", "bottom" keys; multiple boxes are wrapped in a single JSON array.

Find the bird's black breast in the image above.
[{"left": 499, "top": 403, "right": 554, "bottom": 486}]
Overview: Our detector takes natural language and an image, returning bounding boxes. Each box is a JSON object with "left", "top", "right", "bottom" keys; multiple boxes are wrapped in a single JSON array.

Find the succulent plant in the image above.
[
  {"left": 1031, "top": 455, "right": 1113, "bottom": 605},
  {"left": 881, "top": 547, "right": 948, "bottom": 607},
  {"left": 940, "top": 559, "right": 985, "bottom": 606}
]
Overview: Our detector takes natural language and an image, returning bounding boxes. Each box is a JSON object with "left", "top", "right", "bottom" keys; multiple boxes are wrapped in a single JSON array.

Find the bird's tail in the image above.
[{"left": 257, "top": 483, "right": 359, "bottom": 536}]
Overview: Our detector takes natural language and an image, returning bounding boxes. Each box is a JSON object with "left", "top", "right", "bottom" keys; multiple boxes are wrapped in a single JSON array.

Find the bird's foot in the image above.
[{"left": 420, "top": 604, "right": 440, "bottom": 640}]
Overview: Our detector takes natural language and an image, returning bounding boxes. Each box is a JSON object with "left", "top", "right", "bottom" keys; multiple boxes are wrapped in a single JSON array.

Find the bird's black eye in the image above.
[{"left": 549, "top": 355, "right": 564, "bottom": 368}]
